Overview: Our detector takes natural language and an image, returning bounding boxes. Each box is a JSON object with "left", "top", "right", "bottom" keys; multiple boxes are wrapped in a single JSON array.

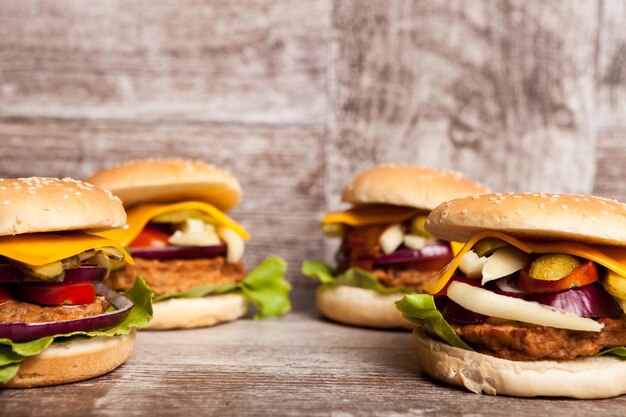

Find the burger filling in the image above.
[
  {"left": 396, "top": 231, "right": 626, "bottom": 361},
  {"left": 304, "top": 207, "right": 455, "bottom": 293},
  {"left": 108, "top": 211, "right": 247, "bottom": 297},
  {"left": 97, "top": 206, "right": 290, "bottom": 317},
  {"left": 109, "top": 257, "right": 245, "bottom": 294}
]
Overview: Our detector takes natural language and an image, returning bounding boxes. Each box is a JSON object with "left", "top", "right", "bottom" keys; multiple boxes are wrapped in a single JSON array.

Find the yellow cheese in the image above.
[
  {"left": 0, "top": 232, "right": 133, "bottom": 266},
  {"left": 95, "top": 202, "right": 249, "bottom": 246},
  {"left": 322, "top": 205, "right": 420, "bottom": 227},
  {"left": 422, "top": 231, "right": 626, "bottom": 294}
]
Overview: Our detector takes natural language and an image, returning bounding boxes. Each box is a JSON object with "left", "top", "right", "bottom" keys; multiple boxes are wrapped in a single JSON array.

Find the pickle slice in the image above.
[
  {"left": 151, "top": 210, "right": 217, "bottom": 224},
  {"left": 409, "top": 215, "right": 431, "bottom": 238},
  {"left": 601, "top": 270, "right": 626, "bottom": 300},
  {"left": 13, "top": 260, "right": 65, "bottom": 281},
  {"left": 473, "top": 238, "right": 508, "bottom": 258},
  {"left": 528, "top": 254, "right": 581, "bottom": 281}
]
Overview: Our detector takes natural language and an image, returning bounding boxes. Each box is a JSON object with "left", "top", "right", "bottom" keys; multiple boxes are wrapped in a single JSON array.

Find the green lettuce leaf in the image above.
[
  {"left": 240, "top": 256, "right": 291, "bottom": 319},
  {"left": 0, "top": 277, "right": 153, "bottom": 384},
  {"left": 598, "top": 347, "right": 626, "bottom": 358},
  {"left": 153, "top": 282, "right": 239, "bottom": 302},
  {"left": 152, "top": 256, "right": 292, "bottom": 319},
  {"left": 395, "top": 294, "right": 472, "bottom": 350},
  {"left": 302, "top": 260, "right": 412, "bottom": 294}
]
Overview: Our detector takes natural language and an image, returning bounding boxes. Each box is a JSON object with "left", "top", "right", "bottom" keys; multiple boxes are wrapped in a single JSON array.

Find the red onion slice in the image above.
[
  {"left": 0, "top": 264, "right": 106, "bottom": 284},
  {"left": 372, "top": 243, "right": 452, "bottom": 265},
  {"left": 490, "top": 279, "right": 621, "bottom": 318},
  {"left": 436, "top": 297, "right": 487, "bottom": 324},
  {"left": 130, "top": 244, "right": 227, "bottom": 260},
  {"left": 0, "top": 282, "right": 132, "bottom": 342}
]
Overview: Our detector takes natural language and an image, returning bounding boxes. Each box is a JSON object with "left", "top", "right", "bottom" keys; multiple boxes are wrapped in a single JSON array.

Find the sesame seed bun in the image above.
[
  {"left": 316, "top": 285, "right": 416, "bottom": 329},
  {"left": 426, "top": 193, "right": 626, "bottom": 246},
  {"left": 341, "top": 165, "right": 489, "bottom": 210},
  {"left": 86, "top": 159, "right": 242, "bottom": 211},
  {"left": 0, "top": 177, "right": 126, "bottom": 236},
  {"left": 412, "top": 329, "right": 626, "bottom": 398},
  {"left": 4, "top": 332, "right": 135, "bottom": 388},
  {"left": 146, "top": 294, "right": 248, "bottom": 330}
]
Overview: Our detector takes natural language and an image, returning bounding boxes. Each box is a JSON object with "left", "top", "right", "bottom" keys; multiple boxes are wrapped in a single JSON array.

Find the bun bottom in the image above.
[
  {"left": 147, "top": 293, "right": 248, "bottom": 330},
  {"left": 413, "top": 329, "right": 626, "bottom": 398},
  {"left": 316, "top": 285, "right": 416, "bottom": 329},
  {"left": 4, "top": 332, "right": 135, "bottom": 388}
]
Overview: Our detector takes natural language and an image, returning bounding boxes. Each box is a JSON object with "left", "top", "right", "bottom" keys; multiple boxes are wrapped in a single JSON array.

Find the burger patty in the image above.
[
  {"left": 108, "top": 256, "right": 246, "bottom": 295},
  {"left": 0, "top": 296, "right": 109, "bottom": 324},
  {"left": 452, "top": 317, "right": 626, "bottom": 361},
  {"left": 373, "top": 268, "right": 437, "bottom": 290}
]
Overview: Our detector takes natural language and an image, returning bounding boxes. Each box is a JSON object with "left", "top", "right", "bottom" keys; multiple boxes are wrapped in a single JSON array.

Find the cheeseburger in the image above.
[
  {"left": 0, "top": 177, "right": 151, "bottom": 388},
  {"left": 303, "top": 165, "right": 489, "bottom": 329},
  {"left": 86, "top": 159, "right": 290, "bottom": 329},
  {"left": 397, "top": 193, "right": 626, "bottom": 398}
]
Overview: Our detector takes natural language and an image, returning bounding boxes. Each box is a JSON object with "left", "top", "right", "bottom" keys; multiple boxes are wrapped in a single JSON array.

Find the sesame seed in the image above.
[
  {"left": 561, "top": 205, "right": 567, "bottom": 210},
  {"left": 1, "top": 200, "right": 9, "bottom": 206},
  {"left": 494, "top": 200, "right": 501, "bottom": 204},
  {"left": 539, "top": 203, "right": 546, "bottom": 209},
  {"left": 27, "top": 190, "right": 36, "bottom": 195},
  {"left": 602, "top": 211, "right": 609, "bottom": 216},
  {"left": 63, "top": 194, "right": 69, "bottom": 200},
  {"left": 57, "top": 206, "right": 64, "bottom": 211},
  {"left": 488, "top": 197, "right": 497, "bottom": 201},
  {"left": 74, "top": 191, "right": 81, "bottom": 196},
  {"left": 512, "top": 195, "right": 522, "bottom": 199}
]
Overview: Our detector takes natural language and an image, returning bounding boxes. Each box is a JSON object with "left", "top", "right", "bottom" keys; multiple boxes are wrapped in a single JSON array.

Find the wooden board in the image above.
[
  {"left": 593, "top": 0, "right": 626, "bottom": 202},
  {"left": 2, "top": 314, "right": 626, "bottom": 416},
  {"left": 0, "top": 0, "right": 329, "bottom": 125},
  {"left": 328, "top": 0, "right": 599, "bottom": 211}
]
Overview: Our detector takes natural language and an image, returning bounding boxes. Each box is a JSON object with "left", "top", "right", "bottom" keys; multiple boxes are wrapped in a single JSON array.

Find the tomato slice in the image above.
[
  {"left": 0, "top": 284, "right": 13, "bottom": 303},
  {"left": 517, "top": 260, "right": 599, "bottom": 293},
  {"left": 129, "top": 227, "right": 170, "bottom": 248},
  {"left": 15, "top": 282, "right": 96, "bottom": 306}
]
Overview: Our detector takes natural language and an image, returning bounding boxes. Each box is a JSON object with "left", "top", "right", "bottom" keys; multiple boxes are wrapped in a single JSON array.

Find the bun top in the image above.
[
  {"left": 0, "top": 177, "right": 126, "bottom": 236},
  {"left": 426, "top": 192, "right": 626, "bottom": 246},
  {"left": 86, "top": 159, "right": 242, "bottom": 211},
  {"left": 341, "top": 165, "right": 489, "bottom": 210}
]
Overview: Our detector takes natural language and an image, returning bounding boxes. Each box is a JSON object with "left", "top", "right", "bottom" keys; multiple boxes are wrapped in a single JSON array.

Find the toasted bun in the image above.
[
  {"left": 4, "top": 332, "right": 135, "bottom": 388},
  {"left": 86, "top": 159, "right": 242, "bottom": 211},
  {"left": 147, "top": 293, "right": 248, "bottom": 330},
  {"left": 426, "top": 193, "right": 626, "bottom": 246},
  {"left": 341, "top": 165, "right": 489, "bottom": 210},
  {"left": 316, "top": 285, "right": 416, "bottom": 329},
  {"left": 0, "top": 177, "right": 126, "bottom": 236},
  {"left": 412, "top": 329, "right": 626, "bottom": 398}
]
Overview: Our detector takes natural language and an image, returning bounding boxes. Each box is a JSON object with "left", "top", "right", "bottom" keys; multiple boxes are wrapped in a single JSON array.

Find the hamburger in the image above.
[
  {"left": 396, "top": 193, "right": 626, "bottom": 398},
  {"left": 302, "top": 165, "right": 489, "bottom": 329},
  {"left": 86, "top": 159, "right": 291, "bottom": 329},
  {"left": 0, "top": 177, "right": 152, "bottom": 388}
]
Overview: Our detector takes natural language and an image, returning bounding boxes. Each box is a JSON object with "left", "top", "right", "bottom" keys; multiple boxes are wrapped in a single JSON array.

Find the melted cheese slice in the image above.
[
  {"left": 95, "top": 202, "right": 249, "bottom": 246},
  {"left": 422, "top": 231, "right": 626, "bottom": 294},
  {"left": 0, "top": 232, "right": 132, "bottom": 266},
  {"left": 322, "top": 205, "right": 421, "bottom": 226}
]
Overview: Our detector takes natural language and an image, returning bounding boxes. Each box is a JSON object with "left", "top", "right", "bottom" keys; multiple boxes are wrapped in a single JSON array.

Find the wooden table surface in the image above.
[{"left": 2, "top": 289, "right": 626, "bottom": 417}]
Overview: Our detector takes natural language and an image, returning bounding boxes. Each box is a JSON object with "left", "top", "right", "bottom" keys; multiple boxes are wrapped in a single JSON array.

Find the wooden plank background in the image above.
[{"left": 1, "top": 0, "right": 625, "bottom": 287}]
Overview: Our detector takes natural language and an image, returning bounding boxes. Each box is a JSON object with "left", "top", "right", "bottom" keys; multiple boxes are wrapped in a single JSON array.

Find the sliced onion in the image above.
[
  {"left": 490, "top": 279, "right": 621, "bottom": 318},
  {"left": 130, "top": 244, "right": 227, "bottom": 260},
  {"left": 0, "top": 283, "right": 132, "bottom": 342},
  {"left": 435, "top": 297, "right": 486, "bottom": 324},
  {"left": 0, "top": 264, "right": 106, "bottom": 284},
  {"left": 372, "top": 242, "right": 451, "bottom": 265}
]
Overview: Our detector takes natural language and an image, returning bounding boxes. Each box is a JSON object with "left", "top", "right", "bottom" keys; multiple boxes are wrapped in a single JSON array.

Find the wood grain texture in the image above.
[
  {"left": 0, "top": 120, "right": 325, "bottom": 286},
  {"left": 0, "top": 0, "right": 329, "bottom": 125},
  {"left": 328, "top": 0, "right": 599, "bottom": 211},
  {"left": 593, "top": 0, "right": 626, "bottom": 202},
  {"left": 2, "top": 315, "right": 626, "bottom": 416}
]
